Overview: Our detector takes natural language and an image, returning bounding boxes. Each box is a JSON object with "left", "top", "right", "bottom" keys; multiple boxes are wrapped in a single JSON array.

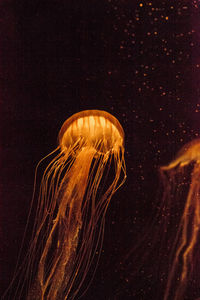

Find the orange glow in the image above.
[
  {"left": 59, "top": 110, "right": 124, "bottom": 154},
  {"left": 160, "top": 139, "right": 200, "bottom": 300},
  {"left": 5, "top": 110, "right": 126, "bottom": 300}
]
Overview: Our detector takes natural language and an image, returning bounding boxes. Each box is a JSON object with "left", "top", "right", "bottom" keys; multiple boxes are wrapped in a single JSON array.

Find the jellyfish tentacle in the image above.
[{"left": 161, "top": 140, "right": 200, "bottom": 300}]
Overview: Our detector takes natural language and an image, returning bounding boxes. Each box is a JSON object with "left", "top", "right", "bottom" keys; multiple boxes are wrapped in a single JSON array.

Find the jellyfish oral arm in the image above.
[{"left": 35, "top": 148, "right": 96, "bottom": 300}]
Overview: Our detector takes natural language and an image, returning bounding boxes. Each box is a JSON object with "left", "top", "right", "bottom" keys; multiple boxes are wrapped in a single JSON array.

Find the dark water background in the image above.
[{"left": 1, "top": 1, "right": 200, "bottom": 299}]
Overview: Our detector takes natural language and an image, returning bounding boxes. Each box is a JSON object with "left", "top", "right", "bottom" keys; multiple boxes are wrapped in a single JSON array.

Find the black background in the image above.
[{"left": 1, "top": 0, "right": 200, "bottom": 299}]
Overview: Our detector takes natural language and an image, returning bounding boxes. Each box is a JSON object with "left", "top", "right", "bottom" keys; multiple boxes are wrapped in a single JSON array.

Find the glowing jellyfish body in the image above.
[
  {"left": 17, "top": 110, "right": 126, "bottom": 300},
  {"left": 160, "top": 139, "right": 200, "bottom": 300}
]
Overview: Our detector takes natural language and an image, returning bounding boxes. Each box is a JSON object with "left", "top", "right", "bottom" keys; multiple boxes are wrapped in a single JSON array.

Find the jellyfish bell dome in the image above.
[
  {"left": 177, "top": 138, "right": 200, "bottom": 163},
  {"left": 161, "top": 138, "right": 200, "bottom": 171},
  {"left": 59, "top": 110, "right": 124, "bottom": 155}
]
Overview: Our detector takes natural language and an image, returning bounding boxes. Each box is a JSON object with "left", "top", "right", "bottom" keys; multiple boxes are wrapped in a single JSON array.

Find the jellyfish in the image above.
[
  {"left": 5, "top": 110, "right": 126, "bottom": 300},
  {"left": 160, "top": 139, "right": 200, "bottom": 300}
]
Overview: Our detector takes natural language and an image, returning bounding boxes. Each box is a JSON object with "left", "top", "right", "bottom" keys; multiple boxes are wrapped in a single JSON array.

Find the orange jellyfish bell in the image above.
[
  {"left": 4, "top": 110, "right": 126, "bottom": 300},
  {"left": 58, "top": 110, "right": 125, "bottom": 155},
  {"left": 161, "top": 138, "right": 200, "bottom": 170}
]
